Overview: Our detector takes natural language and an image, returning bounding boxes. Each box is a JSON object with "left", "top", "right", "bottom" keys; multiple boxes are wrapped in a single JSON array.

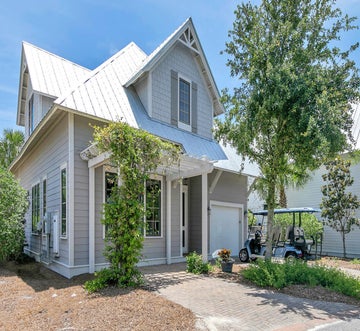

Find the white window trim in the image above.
[
  {"left": 41, "top": 175, "right": 47, "bottom": 235},
  {"left": 60, "top": 163, "right": 68, "bottom": 239},
  {"left": 144, "top": 174, "right": 164, "bottom": 239},
  {"left": 31, "top": 180, "right": 41, "bottom": 235},
  {"left": 178, "top": 74, "right": 192, "bottom": 132},
  {"left": 102, "top": 166, "right": 117, "bottom": 239}
]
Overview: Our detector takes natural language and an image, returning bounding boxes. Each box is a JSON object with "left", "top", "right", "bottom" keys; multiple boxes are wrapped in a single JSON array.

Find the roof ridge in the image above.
[{"left": 22, "top": 41, "right": 91, "bottom": 72}]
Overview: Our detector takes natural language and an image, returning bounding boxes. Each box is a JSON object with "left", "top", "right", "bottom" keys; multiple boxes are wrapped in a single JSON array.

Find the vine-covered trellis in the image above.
[{"left": 85, "top": 122, "right": 180, "bottom": 292}]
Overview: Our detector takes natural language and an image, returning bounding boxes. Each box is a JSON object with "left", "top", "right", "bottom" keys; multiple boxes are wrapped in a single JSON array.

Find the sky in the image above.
[{"left": 0, "top": 0, "right": 359, "bottom": 134}]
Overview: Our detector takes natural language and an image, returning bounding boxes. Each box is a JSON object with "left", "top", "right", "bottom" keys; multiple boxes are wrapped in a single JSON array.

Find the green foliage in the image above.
[
  {"left": 216, "top": 0, "right": 360, "bottom": 260},
  {"left": 273, "top": 213, "right": 323, "bottom": 240},
  {"left": 321, "top": 157, "right": 360, "bottom": 257},
  {"left": 243, "top": 260, "right": 360, "bottom": 299},
  {"left": 0, "top": 167, "right": 28, "bottom": 262},
  {"left": 351, "top": 258, "right": 360, "bottom": 265},
  {"left": 84, "top": 267, "right": 143, "bottom": 293},
  {"left": 87, "top": 121, "right": 180, "bottom": 291},
  {"left": 186, "top": 252, "right": 212, "bottom": 274},
  {"left": 0, "top": 129, "right": 24, "bottom": 169}
]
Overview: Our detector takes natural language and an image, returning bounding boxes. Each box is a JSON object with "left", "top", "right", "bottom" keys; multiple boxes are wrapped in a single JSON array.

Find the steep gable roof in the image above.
[
  {"left": 125, "top": 17, "right": 224, "bottom": 117},
  {"left": 17, "top": 42, "right": 90, "bottom": 126},
  {"left": 56, "top": 42, "right": 147, "bottom": 127}
]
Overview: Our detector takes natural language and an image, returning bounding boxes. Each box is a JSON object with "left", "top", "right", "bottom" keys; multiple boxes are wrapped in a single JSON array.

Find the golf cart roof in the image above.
[{"left": 252, "top": 207, "right": 321, "bottom": 216}]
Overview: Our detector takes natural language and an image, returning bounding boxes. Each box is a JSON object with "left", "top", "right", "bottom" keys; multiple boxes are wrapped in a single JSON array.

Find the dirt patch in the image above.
[
  {"left": 0, "top": 257, "right": 359, "bottom": 330},
  {"left": 0, "top": 261, "right": 196, "bottom": 331}
]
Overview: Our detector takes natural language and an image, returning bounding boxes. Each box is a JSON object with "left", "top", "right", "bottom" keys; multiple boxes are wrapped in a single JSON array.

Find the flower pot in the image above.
[{"left": 220, "top": 260, "right": 234, "bottom": 273}]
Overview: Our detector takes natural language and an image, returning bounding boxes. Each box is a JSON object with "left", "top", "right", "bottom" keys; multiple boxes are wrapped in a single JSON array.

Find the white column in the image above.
[
  {"left": 179, "top": 180, "right": 183, "bottom": 257},
  {"left": 201, "top": 173, "right": 208, "bottom": 262},
  {"left": 68, "top": 113, "right": 75, "bottom": 266},
  {"left": 89, "top": 166, "right": 95, "bottom": 273},
  {"left": 166, "top": 178, "right": 172, "bottom": 264}
]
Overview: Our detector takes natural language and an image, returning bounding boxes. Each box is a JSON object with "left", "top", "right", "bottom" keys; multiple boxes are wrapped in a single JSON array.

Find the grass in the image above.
[{"left": 242, "top": 259, "right": 360, "bottom": 300}]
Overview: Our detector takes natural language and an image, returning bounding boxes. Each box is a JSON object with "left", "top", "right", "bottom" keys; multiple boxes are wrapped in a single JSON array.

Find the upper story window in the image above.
[
  {"left": 171, "top": 70, "right": 197, "bottom": 133},
  {"left": 28, "top": 95, "right": 34, "bottom": 134},
  {"left": 179, "top": 78, "right": 191, "bottom": 127}
]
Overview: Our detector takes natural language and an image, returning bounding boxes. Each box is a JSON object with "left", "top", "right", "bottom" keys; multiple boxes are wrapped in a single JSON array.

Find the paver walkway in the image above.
[{"left": 141, "top": 263, "right": 360, "bottom": 331}]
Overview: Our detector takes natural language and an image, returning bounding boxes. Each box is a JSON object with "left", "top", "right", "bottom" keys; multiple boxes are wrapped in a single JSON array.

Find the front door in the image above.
[{"left": 182, "top": 185, "right": 189, "bottom": 254}]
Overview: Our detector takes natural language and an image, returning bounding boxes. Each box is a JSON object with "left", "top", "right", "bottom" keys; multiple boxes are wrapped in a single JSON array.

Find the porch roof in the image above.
[{"left": 80, "top": 144, "right": 214, "bottom": 181}]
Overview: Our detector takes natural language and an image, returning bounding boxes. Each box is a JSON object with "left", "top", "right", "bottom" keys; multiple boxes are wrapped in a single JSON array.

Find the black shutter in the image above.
[
  {"left": 191, "top": 82, "right": 198, "bottom": 134},
  {"left": 171, "top": 70, "right": 178, "bottom": 126}
]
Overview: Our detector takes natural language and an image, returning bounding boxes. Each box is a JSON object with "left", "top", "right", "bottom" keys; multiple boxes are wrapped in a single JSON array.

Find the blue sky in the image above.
[{"left": 0, "top": 0, "right": 359, "bottom": 133}]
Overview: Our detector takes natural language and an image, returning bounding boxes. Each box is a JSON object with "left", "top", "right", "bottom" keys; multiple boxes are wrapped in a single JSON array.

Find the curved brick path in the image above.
[{"left": 141, "top": 263, "right": 360, "bottom": 331}]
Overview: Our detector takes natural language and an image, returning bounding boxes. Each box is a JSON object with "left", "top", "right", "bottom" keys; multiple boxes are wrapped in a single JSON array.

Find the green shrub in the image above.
[
  {"left": 84, "top": 267, "right": 144, "bottom": 293},
  {"left": 242, "top": 260, "right": 360, "bottom": 299},
  {"left": 0, "top": 168, "right": 28, "bottom": 262},
  {"left": 186, "top": 252, "right": 212, "bottom": 274}
]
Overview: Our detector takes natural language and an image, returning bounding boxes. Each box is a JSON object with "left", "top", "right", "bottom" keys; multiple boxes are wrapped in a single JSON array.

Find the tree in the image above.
[
  {"left": 85, "top": 122, "right": 180, "bottom": 292},
  {"left": 0, "top": 129, "right": 24, "bottom": 169},
  {"left": 216, "top": 0, "right": 359, "bottom": 259},
  {"left": 0, "top": 167, "right": 28, "bottom": 262},
  {"left": 321, "top": 157, "right": 360, "bottom": 258}
]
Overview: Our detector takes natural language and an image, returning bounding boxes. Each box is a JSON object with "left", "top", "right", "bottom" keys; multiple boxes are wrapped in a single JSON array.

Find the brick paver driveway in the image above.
[{"left": 141, "top": 263, "right": 360, "bottom": 331}]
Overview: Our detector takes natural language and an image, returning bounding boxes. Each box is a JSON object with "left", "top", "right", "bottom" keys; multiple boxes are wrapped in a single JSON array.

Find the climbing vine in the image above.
[{"left": 85, "top": 122, "right": 180, "bottom": 292}]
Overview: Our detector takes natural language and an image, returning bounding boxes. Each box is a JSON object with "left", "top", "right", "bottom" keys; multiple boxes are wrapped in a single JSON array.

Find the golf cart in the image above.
[{"left": 239, "top": 207, "right": 321, "bottom": 262}]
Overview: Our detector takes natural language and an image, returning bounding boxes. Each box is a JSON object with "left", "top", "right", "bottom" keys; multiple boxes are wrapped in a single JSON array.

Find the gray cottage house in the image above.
[{"left": 10, "top": 18, "right": 258, "bottom": 278}]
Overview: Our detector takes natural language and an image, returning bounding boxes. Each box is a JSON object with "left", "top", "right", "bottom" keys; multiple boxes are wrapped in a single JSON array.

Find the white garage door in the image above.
[{"left": 210, "top": 203, "right": 242, "bottom": 256}]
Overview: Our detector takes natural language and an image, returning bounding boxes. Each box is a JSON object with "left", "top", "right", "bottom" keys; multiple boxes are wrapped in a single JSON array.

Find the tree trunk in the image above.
[
  {"left": 279, "top": 184, "right": 287, "bottom": 208},
  {"left": 265, "top": 180, "right": 276, "bottom": 260},
  {"left": 342, "top": 231, "right": 347, "bottom": 258}
]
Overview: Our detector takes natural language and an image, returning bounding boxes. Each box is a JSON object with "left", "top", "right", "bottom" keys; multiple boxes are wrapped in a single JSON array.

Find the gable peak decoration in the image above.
[{"left": 179, "top": 27, "right": 199, "bottom": 53}]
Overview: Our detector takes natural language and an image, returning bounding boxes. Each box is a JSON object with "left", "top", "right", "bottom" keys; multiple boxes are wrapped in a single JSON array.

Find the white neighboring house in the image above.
[
  {"left": 247, "top": 103, "right": 360, "bottom": 258},
  {"left": 10, "top": 18, "right": 258, "bottom": 278}
]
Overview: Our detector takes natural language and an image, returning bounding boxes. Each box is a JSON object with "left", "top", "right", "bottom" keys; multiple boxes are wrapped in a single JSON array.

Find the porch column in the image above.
[
  {"left": 166, "top": 178, "right": 172, "bottom": 264},
  {"left": 89, "top": 166, "right": 95, "bottom": 273},
  {"left": 201, "top": 173, "right": 208, "bottom": 262}
]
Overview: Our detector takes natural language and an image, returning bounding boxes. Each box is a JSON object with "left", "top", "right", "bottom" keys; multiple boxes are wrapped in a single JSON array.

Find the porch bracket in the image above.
[{"left": 209, "top": 169, "right": 223, "bottom": 194}]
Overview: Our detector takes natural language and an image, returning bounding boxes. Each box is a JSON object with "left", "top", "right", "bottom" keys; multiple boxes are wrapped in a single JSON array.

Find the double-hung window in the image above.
[
  {"left": 103, "top": 171, "right": 117, "bottom": 238},
  {"left": 178, "top": 77, "right": 191, "bottom": 130},
  {"left": 31, "top": 183, "right": 40, "bottom": 233},
  {"left": 61, "top": 167, "right": 67, "bottom": 237},
  {"left": 145, "top": 178, "right": 162, "bottom": 237}
]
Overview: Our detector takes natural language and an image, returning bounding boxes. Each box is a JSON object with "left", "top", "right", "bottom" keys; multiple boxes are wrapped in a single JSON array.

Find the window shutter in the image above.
[
  {"left": 191, "top": 82, "right": 198, "bottom": 134},
  {"left": 170, "top": 70, "right": 178, "bottom": 126}
]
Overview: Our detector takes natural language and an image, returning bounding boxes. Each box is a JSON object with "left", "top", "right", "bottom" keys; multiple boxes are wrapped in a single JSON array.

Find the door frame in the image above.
[
  {"left": 181, "top": 185, "right": 189, "bottom": 254},
  {"left": 209, "top": 200, "right": 245, "bottom": 254}
]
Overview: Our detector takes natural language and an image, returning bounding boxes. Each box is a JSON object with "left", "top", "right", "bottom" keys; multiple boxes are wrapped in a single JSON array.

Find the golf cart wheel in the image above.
[
  {"left": 285, "top": 252, "right": 297, "bottom": 262},
  {"left": 239, "top": 248, "right": 249, "bottom": 263}
]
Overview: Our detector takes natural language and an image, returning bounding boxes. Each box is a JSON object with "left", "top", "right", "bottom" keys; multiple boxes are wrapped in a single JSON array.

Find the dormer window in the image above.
[
  {"left": 171, "top": 70, "right": 197, "bottom": 134},
  {"left": 179, "top": 78, "right": 191, "bottom": 129}
]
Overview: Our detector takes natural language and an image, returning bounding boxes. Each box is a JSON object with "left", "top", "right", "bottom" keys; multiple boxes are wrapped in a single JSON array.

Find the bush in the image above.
[
  {"left": 186, "top": 252, "right": 212, "bottom": 274},
  {"left": 242, "top": 260, "right": 360, "bottom": 299},
  {"left": 0, "top": 168, "right": 28, "bottom": 262},
  {"left": 84, "top": 267, "right": 144, "bottom": 293}
]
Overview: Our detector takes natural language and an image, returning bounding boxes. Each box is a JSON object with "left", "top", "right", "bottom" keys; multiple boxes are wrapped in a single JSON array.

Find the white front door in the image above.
[
  {"left": 182, "top": 185, "right": 189, "bottom": 254},
  {"left": 210, "top": 202, "right": 243, "bottom": 256}
]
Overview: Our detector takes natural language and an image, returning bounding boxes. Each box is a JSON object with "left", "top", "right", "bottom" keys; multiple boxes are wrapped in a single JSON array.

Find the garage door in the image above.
[{"left": 210, "top": 203, "right": 243, "bottom": 256}]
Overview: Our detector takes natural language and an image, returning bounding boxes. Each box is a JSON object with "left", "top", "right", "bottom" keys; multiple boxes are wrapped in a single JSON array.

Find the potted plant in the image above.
[{"left": 217, "top": 248, "right": 235, "bottom": 273}]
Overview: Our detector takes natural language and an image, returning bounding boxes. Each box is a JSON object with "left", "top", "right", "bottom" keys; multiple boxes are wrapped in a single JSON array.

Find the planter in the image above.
[{"left": 220, "top": 260, "right": 234, "bottom": 273}]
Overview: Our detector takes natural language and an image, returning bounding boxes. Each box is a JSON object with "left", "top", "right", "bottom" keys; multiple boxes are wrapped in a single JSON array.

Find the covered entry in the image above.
[{"left": 209, "top": 201, "right": 244, "bottom": 256}]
